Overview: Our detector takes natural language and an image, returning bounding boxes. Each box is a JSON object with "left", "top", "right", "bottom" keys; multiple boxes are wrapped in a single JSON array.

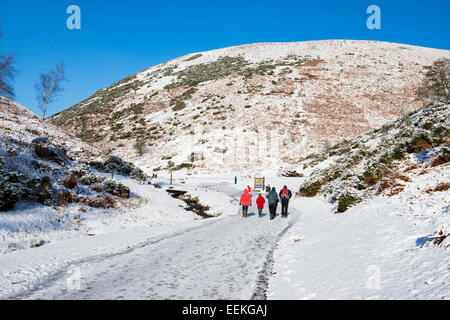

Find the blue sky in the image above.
[{"left": 1, "top": 0, "right": 449, "bottom": 117}]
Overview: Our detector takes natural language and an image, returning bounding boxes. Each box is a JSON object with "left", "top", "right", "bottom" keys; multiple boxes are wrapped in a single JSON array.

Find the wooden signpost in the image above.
[{"left": 254, "top": 176, "right": 265, "bottom": 191}]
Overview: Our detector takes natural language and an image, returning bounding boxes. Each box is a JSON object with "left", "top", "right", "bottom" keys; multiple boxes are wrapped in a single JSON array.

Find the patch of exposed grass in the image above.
[{"left": 336, "top": 192, "right": 361, "bottom": 213}]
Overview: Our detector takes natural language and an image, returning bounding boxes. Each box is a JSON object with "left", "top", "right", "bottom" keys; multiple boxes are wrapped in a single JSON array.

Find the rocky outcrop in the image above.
[{"left": 32, "top": 136, "right": 69, "bottom": 166}]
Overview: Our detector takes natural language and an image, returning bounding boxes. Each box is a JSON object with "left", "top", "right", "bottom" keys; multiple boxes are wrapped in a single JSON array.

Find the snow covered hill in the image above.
[
  {"left": 0, "top": 96, "right": 147, "bottom": 214},
  {"left": 48, "top": 40, "right": 450, "bottom": 175},
  {"left": 0, "top": 97, "right": 211, "bottom": 254},
  {"left": 293, "top": 103, "right": 449, "bottom": 246},
  {"left": 0, "top": 96, "right": 97, "bottom": 160}
]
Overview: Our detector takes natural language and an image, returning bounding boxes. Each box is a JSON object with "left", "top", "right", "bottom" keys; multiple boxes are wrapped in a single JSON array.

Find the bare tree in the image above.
[
  {"left": 0, "top": 26, "right": 16, "bottom": 99},
  {"left": 35, "top": 63, "right": 66, "bottom": 120},
  {"left": 417, "top": 58, "right": 450, "bottom": 104}
]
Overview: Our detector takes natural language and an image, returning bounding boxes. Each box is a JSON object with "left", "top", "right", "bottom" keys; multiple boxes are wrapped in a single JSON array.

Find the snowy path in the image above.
[
  {"left": 17, "top": 215, "right": 290, "bottom": 299},
  {"left": 11, "top": 184, "right": 299, "bottom": 300}
]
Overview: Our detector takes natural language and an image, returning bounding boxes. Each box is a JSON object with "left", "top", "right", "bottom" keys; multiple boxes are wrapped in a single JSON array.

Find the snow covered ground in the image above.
[
  {"left": 268, "top": 156, "right": 449, "bottom": 300},
  {"left": 268, "top": 197, "right": 449, "bottom": 300},
  {"left": 0, "top": 173, "right": 448, "bottom": 299}
]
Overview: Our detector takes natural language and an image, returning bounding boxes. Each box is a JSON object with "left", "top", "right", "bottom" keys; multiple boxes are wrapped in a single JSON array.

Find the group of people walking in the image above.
[{"left": 239, "top": 184, "right": 292, "bottom": 220}]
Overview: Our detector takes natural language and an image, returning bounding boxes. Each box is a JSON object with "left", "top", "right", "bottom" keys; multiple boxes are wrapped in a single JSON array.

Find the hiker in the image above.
[
  {"left": 266, "top": 187, "right": 279, "bottom": 220},
  {"left": 265, "top": 184, "right": 271, "bottom": 193},
  {"left": 256, "top": 193, "right": 266, "bottom": 218},
  {"left": 279, "top": 185, "right": 292, "bottom": 218},
  {"left": 239, "top": 188, "right": 252, "bottom": 218}
]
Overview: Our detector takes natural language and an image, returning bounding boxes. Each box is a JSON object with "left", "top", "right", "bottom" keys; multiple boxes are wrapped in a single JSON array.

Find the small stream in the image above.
[{"left": 167, "top": 189, "right": 215, "bottom": 219}]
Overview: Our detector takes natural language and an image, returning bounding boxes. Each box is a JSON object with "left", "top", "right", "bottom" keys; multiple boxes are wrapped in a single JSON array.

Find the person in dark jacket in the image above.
[
  {"left": 279, "top": 185, "right": 292, "bottom": 218},
  {"left": 266, "top": 187, "right": 279, "bottom": 220},
  {"left": 265, "top": 184, "right": 271, "bottom": 198}
]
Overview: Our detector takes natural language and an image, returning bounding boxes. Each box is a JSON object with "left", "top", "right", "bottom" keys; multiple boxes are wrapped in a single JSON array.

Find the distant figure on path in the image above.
[
  {"left": 240, "top": 189, "right": 252, "bottom": 218},
  {"left": 266, "top": 187, "right": 279, "bottom": 220},
  {"left": 279, "top": 185, "right": 292, "bottom": 218},
  {"left": 256, "top": 193, "right": 266, "bottom": 218}
]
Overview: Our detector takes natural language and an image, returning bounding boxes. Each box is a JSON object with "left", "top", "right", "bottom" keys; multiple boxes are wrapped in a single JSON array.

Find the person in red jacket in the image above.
[
  {"left": 239, "top": 189, "right": 252, "bottom": 218},
  {"left": 256, "top": 193, "right": 265, "bottom": 218}
]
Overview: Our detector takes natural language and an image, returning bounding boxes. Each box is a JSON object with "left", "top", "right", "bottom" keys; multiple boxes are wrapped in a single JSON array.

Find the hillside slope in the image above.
[
  {"left": 0, "top": 95, "right": 168, "bottom": 218},
  {"left": 49, "top": 40, "right": 450, "bottom": 174},
  {"left": 296, "top": 103, "right": 449, "bottom": 246},
  {"left": 267, "top": 103, "right": 449, "bottom": 299},
  {"left": 0, "top": 97, "right": 219, "bottom": 254},
  {"left": 0, "top": 96, "right": 143, "bottom": 212}
]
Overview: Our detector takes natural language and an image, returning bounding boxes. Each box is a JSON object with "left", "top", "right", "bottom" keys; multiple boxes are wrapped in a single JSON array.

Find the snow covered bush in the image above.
[
  {"left": 55, "top": 188, "right": 77, "bottom": 207},
  {"left": 432, "top": 225, "right": 450, "bottom": 248},
  {"left": 32, "top": 136, "right": 68, "bottom": 165},
  {"left": 69, "top": 166, "right": 105, "bottom": 185},
  {"left": 37, "top": 176, "right": 52, "bottom": 205},
  {"left": 103, "top": 180, "right": 130, "bottom": 199},
  {"left": 0, "top": 172, "right": 23, "bottom": 211},
  {"left": 102, "top": 155, "right": 148, "bottom": 182},
  {"left": 298, "top": 179, "right": 323, "bottom": 197},
  {"left": 430, "top": 147, "right": 450, "bottom": 167},
  {"left": 60, "top": 174, "right": 78, "bottom": 189},
  {"left": 81, "top": 195, "right": 116, "bottom": 209},
  {"left": 336, "top": 192, "right": 361, "bottom": 213},
  {"left": 406, "top": 133, "right": 433, "bottom": 153}
]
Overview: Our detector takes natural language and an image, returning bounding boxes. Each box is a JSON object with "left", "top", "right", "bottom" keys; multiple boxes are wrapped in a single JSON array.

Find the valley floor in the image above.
[{"left": 0, "top": 174, "right": 448, "bottom": 299}]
